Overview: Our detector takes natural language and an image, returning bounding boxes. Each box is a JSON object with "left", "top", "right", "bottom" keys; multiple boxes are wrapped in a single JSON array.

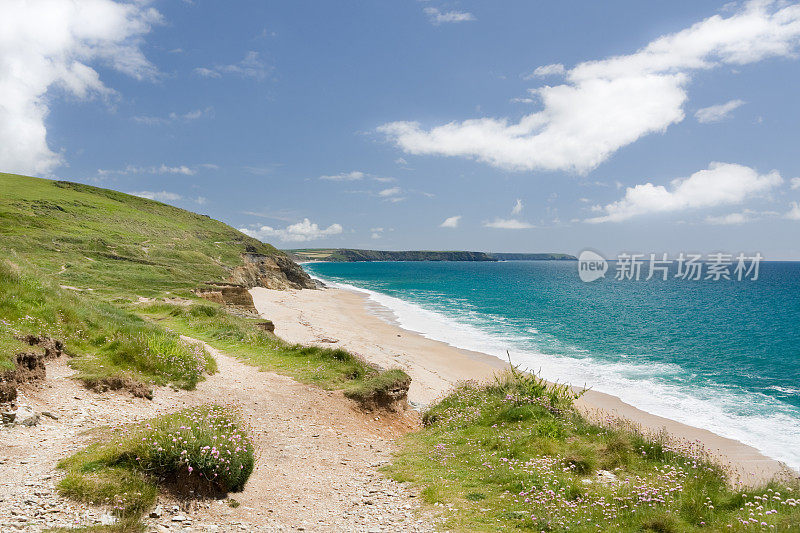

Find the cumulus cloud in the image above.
[
  {"left": 787, "top": 202, "right": 800, "bottom": 220},
  {"left": 440, "top": 215, "right": 461, "bottom": 228},
  {"left": 240, "top": 219, "right": 343, "bottom": 243},
  {"left": 791, "top": 177, "right": 800, "bottom": 190},
  {"left": 695, "top": 99, "right": 745, "bottom": 123},
  {"left": 381, "top": 1, "right": 800, "bottom": 173},
  {"left": 587, "top": 162, "right": 783, "bottom": 223},
  {"left": 424, "top": 7, "right": 475, "bottom": 25},
  {"left": 194, "top": 51, "right": 270, "bottom": 80},
  {"left": 484, "top": 199, "right": 533, "bottom": 229},
  {"left": 319, "top": 171, "right": 365, "bottom": 181},
  {"left": 378, "top": 186, "right": 402, "bottom": 197},
  {"left": 524, "top": 63, "right": 565, "bottom": 79},
  {"left": 0, "top": 0, "right": 161, "bottom": 176}
]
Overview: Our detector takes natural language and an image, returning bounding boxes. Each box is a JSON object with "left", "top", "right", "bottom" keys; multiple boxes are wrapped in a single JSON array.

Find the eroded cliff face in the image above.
[{"left": 229, "top": 253, "right": 316, "bottom": 290}]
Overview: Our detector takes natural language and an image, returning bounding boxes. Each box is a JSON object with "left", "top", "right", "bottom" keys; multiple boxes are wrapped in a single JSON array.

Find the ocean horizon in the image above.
[{"left": 303, "top": 260, "right": 800, "bottom": 470}]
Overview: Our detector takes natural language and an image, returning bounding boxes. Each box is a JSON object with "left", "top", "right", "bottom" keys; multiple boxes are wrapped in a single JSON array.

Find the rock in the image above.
[
  {"left": 15, "top": 406, "right": 39, "bottom": 426},
  {"left": 172, "top": 514, "right": 186, "bottom": 522},
  {"left": 596, "top": 469, "right": 618, "bottom": 484},
  {"left": 99, "top": 512, "right": 117, "bottom": 525},
  {"left": 254, "top": 321, "right": 275, "bottom": 333},
  {"left": 150, "top": 505, "right": 164, "bottom": 518},
  {"left": 0, "top": 382, "right": 16, "bottom": 403},
  {"left": 229, "top": 253, "right": 316, "bottom": 291},
  {"left": 41, "top": 411, "right": 59, "bottom": 420},
  {"left": 1, "top": 411, "right": 15, "bottom": 426}
]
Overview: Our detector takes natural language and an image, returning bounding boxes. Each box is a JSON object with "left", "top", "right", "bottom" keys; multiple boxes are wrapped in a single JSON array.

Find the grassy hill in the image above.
[
  {"left": 0, "top": 173, "right": 281, "bottom": 297},
  {"left": 0, "top": 173, "right": 403, "bottom": 403}
]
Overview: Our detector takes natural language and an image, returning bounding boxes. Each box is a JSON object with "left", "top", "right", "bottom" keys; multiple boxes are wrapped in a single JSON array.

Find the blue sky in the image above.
[{"left": 3, "top": 0, "right": 800, "bottom": 258}]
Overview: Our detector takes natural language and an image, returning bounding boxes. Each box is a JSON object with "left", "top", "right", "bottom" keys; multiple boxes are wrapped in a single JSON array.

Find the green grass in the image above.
[
  {"left": 0, "top": 261, "right": 215, "bottom": 391},
  {"left": 387, "top": 369, "right": 800, "bottom": 532},
  {"left": 0, "top": 173, "right": 280, "bottom": 298},
  {"left": 58, "top": 405, "right": 254, "bottom": 528},
  {"left": 138, "top": 301, "right": 411, "bottom": 399}
]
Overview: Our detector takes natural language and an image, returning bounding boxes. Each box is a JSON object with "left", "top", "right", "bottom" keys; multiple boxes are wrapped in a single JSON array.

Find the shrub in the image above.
[
  {"left": 59, "top": 404, "right": 255, "bottom": 524},
  {"left": 128, "top": 405, "right": 255, "bottom": 493}
]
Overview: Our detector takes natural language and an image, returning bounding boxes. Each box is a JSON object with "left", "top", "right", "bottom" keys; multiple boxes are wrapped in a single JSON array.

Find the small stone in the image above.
[
  {"left": 42, "top": 411, "right": 59, "bottom": 420},
  {"left": 15, "top": 406, "right": 39, "bottom": 427},
  {"left": 150, "top": 505, "right": 163, "bottom": 518},
  {"left": 1, "top": 411, "right": 15, "bottom": 425},
  {"left": 172, "top": 515, "right": 186, "bottom": 522},
  {"left": 99, "top": 512, "right": 117, "bottom": 525}
]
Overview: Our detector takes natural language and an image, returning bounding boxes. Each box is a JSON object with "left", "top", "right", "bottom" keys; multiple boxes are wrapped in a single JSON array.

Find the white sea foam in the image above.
[{"left": 317, "top": 275, "right": 800, "bottom": 470}]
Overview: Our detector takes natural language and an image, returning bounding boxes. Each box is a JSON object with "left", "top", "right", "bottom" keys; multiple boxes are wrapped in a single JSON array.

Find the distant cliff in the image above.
[
  {"left": 489, "top": 253, "right": 577, "bottom": 261},
  {"left": 288, "top": 249, "right": 497, "bottom": 262},
  {"left": 287, "top": 249, "right": 577, "bottom": 262}
]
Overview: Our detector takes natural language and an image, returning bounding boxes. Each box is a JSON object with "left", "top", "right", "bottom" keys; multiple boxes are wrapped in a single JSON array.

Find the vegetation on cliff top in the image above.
[
  {"left": 0, "top": 261, "right": 215, "bottom": 393},
  {"left": 388, "top": 369, "right": 800, "bottom": 532},
  {"left": 0, "top": 172, "right": 280, "bottom": 298}
]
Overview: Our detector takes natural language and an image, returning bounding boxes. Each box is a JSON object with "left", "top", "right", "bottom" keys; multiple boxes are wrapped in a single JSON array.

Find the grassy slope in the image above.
[
  {"left": 0, "top": 261, "right": 216, "bottom": 391},
  {"left": 0, "top": 173, "right": 278, "bottom": 298},
  {"left": 0, "top": 173, "right": 406, "bottom": 398},
  {"left": 389, "top": 371, "right": 800, "bottom": 532}
]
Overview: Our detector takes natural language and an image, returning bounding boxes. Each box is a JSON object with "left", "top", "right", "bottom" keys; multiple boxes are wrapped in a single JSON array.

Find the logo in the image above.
[{"left": 578, "top": 250, "right": 608, "bottom": 282}]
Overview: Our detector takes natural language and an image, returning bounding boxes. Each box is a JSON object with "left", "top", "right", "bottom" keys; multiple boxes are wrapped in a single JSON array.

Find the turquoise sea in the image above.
[{"left": 303, "top": 260, "right": 800, "bottom": 470}]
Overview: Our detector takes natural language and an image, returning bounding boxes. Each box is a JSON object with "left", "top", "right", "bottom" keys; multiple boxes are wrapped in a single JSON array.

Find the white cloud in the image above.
[
  {"left": 484, "top": 218, "right": 534, "bottom": 229},
  {"left": 695, "top": 99, "right": 745, "bottom": 123},
  {"left": 98, "top": 164, "right": 196, "bottom": 176},
  {"left": 705, "top": 211, "right": 752, "bottom": 225},
  {"left": 524, "top": 63, "right": 565, "bottom": 79},
  {"left": 133, "top": 106, "right": 213, "bottom": 126},
  {"left": 791, "top": 177, "right": 800, "bottom": 189},
  {"left": 194, "top": 51, "right": 270, "bottom": 80},
  {"left": 381, "top": 1, "right": 800, "bottom": 173},
  {"left": 511, "top": 198, "right": 524, "bottom": 215},
  {"left": 787, "top": 202, "right": 800, "bottom": 220},
  {"left": 319, "top": 171, "right": 365, "bottom": 181},
  {"left": 587, "top": 162, "right": 783, "bottom": 223},
  {"left": 424, "top": 7, "right": 475, "bottom": 25},
  {"left": 130, "top": 190, "right": 183, "bottom": 202},
  {"left": 378, "top": 186, "right": 402, "bottom": 197},
  {"left": 0, "top": 0, "right": 161, "bottom": 176},
  {"left": 240, "top": 218, "right": 343, "bottom": 243},
  {"left": 440, "top": 215, "right": 461, "bottom": 228},
  {"left": 370, "top": 227, "right": 384, "bottom": 239}
]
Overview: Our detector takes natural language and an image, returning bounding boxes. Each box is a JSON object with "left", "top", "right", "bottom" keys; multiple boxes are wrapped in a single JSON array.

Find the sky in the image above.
[{"left": 2, "top": 0, "right": 800, "bottom": 259}]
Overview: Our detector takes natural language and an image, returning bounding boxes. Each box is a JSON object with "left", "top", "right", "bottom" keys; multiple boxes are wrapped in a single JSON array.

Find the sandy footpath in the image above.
[
  {"left": 0, "top": 337, "right": 438, "bottom": 532},
  {"left": 250, "top": 285, "right": 797, "bottom": 487}
]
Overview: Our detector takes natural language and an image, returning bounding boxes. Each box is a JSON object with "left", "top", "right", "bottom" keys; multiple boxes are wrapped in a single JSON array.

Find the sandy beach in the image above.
[{"left": 251, "top": 285, "right": 796, "bottom": 487}]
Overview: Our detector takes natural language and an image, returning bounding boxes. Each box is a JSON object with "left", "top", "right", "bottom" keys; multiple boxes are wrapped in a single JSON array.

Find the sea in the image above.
[{"left": 302, "top": 260, "right": 800, "bottom": 470}]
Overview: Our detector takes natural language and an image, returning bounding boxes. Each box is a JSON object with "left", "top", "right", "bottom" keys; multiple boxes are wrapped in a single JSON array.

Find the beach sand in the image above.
[{"left": 250, "top": 285, "right": 795, "bottom": 486}]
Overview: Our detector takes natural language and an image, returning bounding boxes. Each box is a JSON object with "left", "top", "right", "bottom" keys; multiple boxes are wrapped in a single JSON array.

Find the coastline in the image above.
[{"left": 250, "top": 285, "right": 795, "bottom": 486}]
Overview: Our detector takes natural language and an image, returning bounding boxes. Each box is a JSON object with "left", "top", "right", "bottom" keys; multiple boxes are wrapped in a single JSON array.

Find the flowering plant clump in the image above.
[
  {"left": 390, "top": 369, "right": 800, "bottom": 532},
  {"left": 120, "top": 404, "right": 255, "bottom": 493}
]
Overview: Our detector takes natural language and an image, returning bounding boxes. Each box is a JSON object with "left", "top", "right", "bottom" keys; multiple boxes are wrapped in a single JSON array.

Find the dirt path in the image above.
[{"left": 0, "top": 339, "right": 438, "bottom": 532}]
